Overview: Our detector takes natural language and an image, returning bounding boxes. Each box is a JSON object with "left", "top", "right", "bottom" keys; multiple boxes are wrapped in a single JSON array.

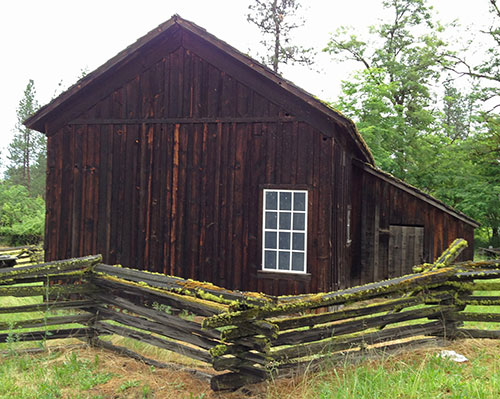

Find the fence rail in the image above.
[{"left": 1, "top": 239, "right": 499, "bottom": 391}]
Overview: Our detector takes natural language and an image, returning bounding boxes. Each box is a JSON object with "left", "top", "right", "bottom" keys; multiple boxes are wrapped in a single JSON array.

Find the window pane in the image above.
[
  {"left": 291, "top": 252, "right": 304, "bottom": 271},
  {"left": 265, "top": 232, "right": 277, "bottom": 249},
  {"left": 279, "top": 212, "right": 291, "bottom": 229},
  {"left": 293, "top": 213, "right": 306, "bottom": 230},
  {"left": 294, "top": 192, "right": 306, "bottom": 211},
  {"left": 279, "top": 192, "right": 292, "bottom": 210},
  {"left": 279, "top": 252, "right": 290, "bottom": 270},
  {"left": 265, "top": 191, "right": 277, "bottom": 210},
  {"left": 265, "top": 212, "right": 277, "bottom": 229},
  {"left": 279, "top": 232, "right": 290, "bottom": 249},
  {"left": 264, "top": 251, "right": 277, "bottom": 269},
  {"left": 292, "top": 233, "right": 305, "bottom": 250}
]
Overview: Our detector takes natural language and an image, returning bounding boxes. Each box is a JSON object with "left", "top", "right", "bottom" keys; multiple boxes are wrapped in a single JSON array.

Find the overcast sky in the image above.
[{"left": 0, "top": 0, "right": 494, "bottom": 162}]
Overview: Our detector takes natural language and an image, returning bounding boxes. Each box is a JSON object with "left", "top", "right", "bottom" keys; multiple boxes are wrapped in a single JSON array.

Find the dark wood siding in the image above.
[
  {"left": 44, "top": 39, "right": 342, "bottom": 296},
  {"left": 354, "top": 165, "right": 475, "bottom": 286}
]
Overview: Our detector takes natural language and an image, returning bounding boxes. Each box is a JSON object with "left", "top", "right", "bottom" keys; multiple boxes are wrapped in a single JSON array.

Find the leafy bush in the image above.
[{"left": 0, "top": 183, "right": 45, "bottom": 245}]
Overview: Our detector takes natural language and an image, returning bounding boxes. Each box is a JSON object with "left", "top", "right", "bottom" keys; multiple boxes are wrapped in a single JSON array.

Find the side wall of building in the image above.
[{"left": 350, "top": 164, "right": 475, "bottom": 286}]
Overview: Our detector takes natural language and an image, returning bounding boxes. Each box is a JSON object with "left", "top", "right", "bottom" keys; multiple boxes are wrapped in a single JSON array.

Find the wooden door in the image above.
[{"left": 388, "top": 226, "right": 424, "bottom": 278}]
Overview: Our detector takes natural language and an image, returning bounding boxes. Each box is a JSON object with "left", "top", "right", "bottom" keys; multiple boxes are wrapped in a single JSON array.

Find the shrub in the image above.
[{"left": 0, "top": 183, "right": 45, "bottom": 245}]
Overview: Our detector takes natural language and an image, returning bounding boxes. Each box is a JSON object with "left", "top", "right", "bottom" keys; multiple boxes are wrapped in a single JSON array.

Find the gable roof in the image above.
[{"left": 24, "top": 14, "right": 375, "bottom": 165}]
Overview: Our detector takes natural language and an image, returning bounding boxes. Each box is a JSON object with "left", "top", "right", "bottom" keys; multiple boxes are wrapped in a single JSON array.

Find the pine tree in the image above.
[
  {"left": 6, "top": 80, "right": 46, "bottom": 197},
  {"left": 247, "top": 0, "right": 314, "bottom": 73}
]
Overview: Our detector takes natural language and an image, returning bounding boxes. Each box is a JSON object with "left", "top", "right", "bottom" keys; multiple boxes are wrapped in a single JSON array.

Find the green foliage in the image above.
[
  {"left": 325, "top": 0, "right": 451, "bottom": 190},
  {"left": 0, "top": 183, "right": 45, "bottom": 245},
  {"left": 247, "top": 0, "right": 314, "bottom": 72},
  {"left": 5, "top": 79, "right": 46, "bottom": 198}
]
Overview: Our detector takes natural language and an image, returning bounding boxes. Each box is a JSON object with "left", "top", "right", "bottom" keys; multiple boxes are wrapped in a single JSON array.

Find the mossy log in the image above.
[
  {"left": 94, "top": 321, "right": 212, "bottom": 363},
  {"left": 0, "top": 283, "right": 96, "bottom": 297},
  {"left": 273, "top": 305, "right": 454, "bottom": 347},
  {"left": 221, "top": 320, "right": 279, "bottom": 341},
  {"left": 271, "top": 320, "right": 449, "bottom": 362},
  {"left": 0, "top": 313, "right": 94, "bottom": 331},
  {"left": 95, "top": 263, "right": 274, "bottom": 307},
  {"left": 0, "top": 299, "right": 96, "bottom": 314},
  {"left": 95, "top": 306, "right": 219, "bottom": 350},
  {"left": 456, "top": 296, "right": 500, "bottom": 306},
  {"left": 92, "top": 292, "right": 219, "bottom": 339},
  {"left": 204, "top": 269, "right": 455, "bottom": 328},
  {"left": 0, "top": 255, "right": 101, "bottom": 283},
  {"left": 451, "top": 269, "right": 500, "bottom": 281},
  {"left": 273, "top": 292, "right": 453, "bottom": 331},
  {"left": 443, "top": 281, "right": 500, "bottom": 292},
  {"left": 453, "top": 260, "right": 500, "bottom": 269},
  {"left": 0, "top": 328, "right": 92, "bottom": 343},
  {"left": 432, "top": 239, "right": 468, "bottom": 269},
  {"left": 92, "top": 275, "right": 226, "bottom": 316}
]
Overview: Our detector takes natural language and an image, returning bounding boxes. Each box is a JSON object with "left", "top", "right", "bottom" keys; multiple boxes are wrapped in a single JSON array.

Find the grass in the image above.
[
  {"left": 0, "top": 350, "right": 114, "bottom": 399},
  {"left": 266, "top": 339, "right": 500, "bottom": 399}
]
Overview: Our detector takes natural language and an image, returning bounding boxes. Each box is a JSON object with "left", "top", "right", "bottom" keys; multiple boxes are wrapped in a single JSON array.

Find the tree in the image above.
[
  {"left": 247, "top": 0, "right": 314, "bottom": 73},
  {"left": 5, "top": 80, "right": 46, "bottom": 197},
  {"left": 324, "top": 0, "right": 451, "bottom": 190}
]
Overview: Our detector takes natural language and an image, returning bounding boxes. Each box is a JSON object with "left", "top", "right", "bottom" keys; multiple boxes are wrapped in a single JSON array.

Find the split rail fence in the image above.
[{"left": 1, "top": 239, "right": 499, "bottom": 391}]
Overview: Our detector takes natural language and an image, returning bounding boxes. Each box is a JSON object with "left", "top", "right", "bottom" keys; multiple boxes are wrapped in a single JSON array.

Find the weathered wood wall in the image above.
[
  {"left": 44, "top": 35, "right": 351, "bottom": 296},
  {"left": 351, "top": 164, "right": 475, "bottom": 286}
]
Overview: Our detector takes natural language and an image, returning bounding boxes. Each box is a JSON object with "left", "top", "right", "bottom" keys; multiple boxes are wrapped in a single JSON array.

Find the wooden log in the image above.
[
  {"left": 0, "top": 343, "right": 88, "bottom": 356},
  {"left": 94, "top": 263, "right": 274, "bottom": 306},
  {"left": 210, "top": 366, "right": 268, "bottom": 391},
  {"left": 275, "top": 337, "right": 447, "bottom": 378},
  {"left": 221, "top": 320, "right": 279, "bottom": 341},
  {"left": 94, "top": 321, "right": 212, "bottom": 363},
  {"left": 0, "top": 328, "right": 92, "bottom": 343},
  {"left": 91, "top": 292, "right": 219, "bottom": 339},
  {"left": 203, "top": 268, "right": 456, "bottom": 328},
  {"left": 91, "top": 338, "right": 214, "bottom": 381},
  {"left": 0, "top": 255, "right": 101, "bottom": 282},
  {"left": 443, "top": 312, "right": 500, "bottom": 323},
  {"left": 271, "top": 320, "right": 449, "bottom": 362},
  {"left": 451, "top": 269, "right": 500, "bottom": 281},
  {"left": 0, "top": 283, "right": 96, "bottom": 297},
  {"left": 273, "top": 293, "right": 452, "bottom": 331},
  {"left": 273, "top": 305, "right": 454, "bottom": 346},
  {"left": 456, "top": 296, "right": 500, "bottom": 306},
  {"left": 0, "top": 313, "right": 94, "bottom": 331},
  {"left": 92, "top": 276, "right": 226, "bottom": 316},
  {"left": 444, "top": 328, "right": 500, "bottom": 340},
  {"left": 443, "top": 282, "right": 500, "bottom": 292},
  {"left": 453, "top": 260, "right": 500, "bottom": 269},
  {"left": 0, "top": 299, "right": 96, "bottom": 314},
  {"left": 95, "top": 306, "right": 218, "bottom": 350},
  {"left": 432, "top": 238, "right": 468, "bottom": 268}
]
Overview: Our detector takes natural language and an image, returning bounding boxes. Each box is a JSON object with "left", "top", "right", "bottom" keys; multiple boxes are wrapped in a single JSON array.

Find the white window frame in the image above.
[{"left": 262, "top": 189, "right": 308, "bottom": 274}]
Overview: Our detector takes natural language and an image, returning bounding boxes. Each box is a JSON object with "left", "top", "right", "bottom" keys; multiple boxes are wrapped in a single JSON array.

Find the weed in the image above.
[{"left": 119, "top": 379, "right": 140, "bottom": 391}]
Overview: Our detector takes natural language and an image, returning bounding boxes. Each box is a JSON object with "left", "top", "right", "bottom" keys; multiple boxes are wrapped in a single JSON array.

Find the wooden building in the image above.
[{"left": 25, "top": 15, "right": 478, "bottom": 295}]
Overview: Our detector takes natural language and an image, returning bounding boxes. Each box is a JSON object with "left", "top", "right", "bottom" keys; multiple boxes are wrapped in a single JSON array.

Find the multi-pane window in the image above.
[{"left": 262, "top": 189, "right": 308, "bottom": 273}]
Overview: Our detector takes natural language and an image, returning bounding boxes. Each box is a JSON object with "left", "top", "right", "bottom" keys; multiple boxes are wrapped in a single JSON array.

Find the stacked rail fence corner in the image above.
[{"left": 1, "top": 240, "right": 499, "bottom": 391}]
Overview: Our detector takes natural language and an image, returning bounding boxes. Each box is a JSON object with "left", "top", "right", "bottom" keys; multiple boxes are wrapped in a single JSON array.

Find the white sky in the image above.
[{"left": 0, "top": 0, "right": 494, "bottom": 162}]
